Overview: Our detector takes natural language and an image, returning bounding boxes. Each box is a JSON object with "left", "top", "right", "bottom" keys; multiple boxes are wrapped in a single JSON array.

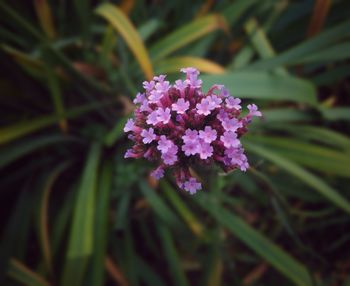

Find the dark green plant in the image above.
[{"left": 1, "top": 0, "right": 350, "bottom": 285}]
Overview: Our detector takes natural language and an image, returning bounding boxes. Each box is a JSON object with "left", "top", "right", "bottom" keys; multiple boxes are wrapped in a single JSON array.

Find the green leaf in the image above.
[
  {"left": 150, "top": 14, "right": 227, "bottom": 61},
  {"left": 201, "top": 72, "right": 317, "bottom": 105},
  {"left": 155, "top": 56, "right": 225, "bottom": 75},
  {"left": 95, "top": 3, "right": 154, "bottom": 80},
  {"left": 0, "top": 101, "right": 114, "bottom": 145},
  {"left": 320, "top": 107, "right": 350, "bottom": 121},
  {"left": 244, "top": 141, "right": 350, "bottom": 213},
  {"left": 90, "top": 160, "right": 113, "bottom": 286},
  {"left": 139, "top": 181, "right": 182, "bottom": 229},
  {"left": 244, "top": 19, "right": 350, "bottom": 70},
  {"left": 156, "top": 221, "right": 190, "bottom": 286},
  {"left": 61, "top": 143, "right": 101, "bottom": 286},
  {"left": 250, "top": 136, "right": 350, "bottom": 177},
  {"left": 0, "top": 135, "right": 78, "bottom": 169},
  {"left": 195, "top": 194, "right": 313, "bottom": 286},
  {"left": 161, "top": 181, "right": 205, "bottom": 237},
  {"left": 8, "top": 259, "right": 50, "bottom": 286}
]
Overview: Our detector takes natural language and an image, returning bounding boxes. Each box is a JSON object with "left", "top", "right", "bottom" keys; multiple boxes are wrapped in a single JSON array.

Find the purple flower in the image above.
[
  {"left": 182, "top": 129, "right": 198, "bottom": 142},
  {"left": 220, "top": 131, "right": 240, "bottom": 148},
  {"left": 149, "top": 89, "right": 163, "bottom": 103},
  {"left": 222, "top": 118, "right": 242, "bottom": 132},
  {"left": 141, "top": 128, "right": 156, "bottom": 144},
  {"left": 225, "top": 97, "right": 241, "bottom": 109},
  {"left": 172, "top": 98, "right": 189, "bottom": 114},
  {"left": 154, "top": 74, "right": 166, "bottom": 82},
  {"left": 143, "top": 80, "right": 155, "bottom": 91},
  {"left": 155, "top": 81, "right": 170, "bottom": 93},
  {"left": 221, "top": 87, "right": 230, "bottom": 97},
  {"left": 162, "top": 145, "right": 178, "bottom": 165},
  {"left": 146, "top": 110, "right": 159, "bottom": 125},
  {"left": 196, "top": 98, "right": 213, "bottom": 115},
  {"left": 151, "top": 167, "right": 164, "bottom": 180},
  {"left": 208, "top": 95, "right": 222, "bottom": 108},
  {"left": 217, "top": 109, "right": 229, "bottom": 122},
  {"left": 183, "top": 177, "right": 201, "bottom": 195},
  {"left": 124, "top": 67, "right": 261, "bottom": 193},
  {"left": 187, "top": 74, "right": 202, "bottom": 89},
  {"left": 157, "top": 135, "right": 174, "bottom": 153},
  {"left": 199, "top": 142, "right": 213, "bottom": 159},
  {"left": 225, "top": 147, "right": 249, "bottom": 171},
  {"left": 247, "top": 104, "right": 262, "bottom": 117},
  {"left": 182, "top": 140, "right": 199, "bottom": 156},
  {"left": 156, "top": 107, "right": 171, "bottom": 124},
  {"left": 123, "top": 119, "right": 134, "bottom": 132},
  {"left": 181, "top": 67, "right": 199, "bottom": 77},
  {"left": 174, "top": 79, "right": 187, "bottom": 92},
  {"left": 139, "top": 99, "right": 151, "bottom": 112},
  {"left": 133, "top": 92, "right": 146, "bottom": 104},
  {"left": 199, "top": 126, "right": 217, "bottom": 143}
]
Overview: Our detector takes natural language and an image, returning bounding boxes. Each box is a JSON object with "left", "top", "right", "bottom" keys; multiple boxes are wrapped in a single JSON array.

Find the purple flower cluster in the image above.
[{"left": 124, "top": 67, "right": 261, "bottom": 195}]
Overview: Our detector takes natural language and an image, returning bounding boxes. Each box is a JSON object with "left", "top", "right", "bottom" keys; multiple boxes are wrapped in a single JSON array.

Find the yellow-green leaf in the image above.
[
  {"left": 34, "top": 0, "right": 56, "bottom": 39},
  {"left": 150, "top": 14, "right": 228, "bottom": 61},
  {"left": 95, "top": 3, "right": 153, "bottom": 80},
  {"left": 155, "top": 56, "right": 225, "bottom": 75}
]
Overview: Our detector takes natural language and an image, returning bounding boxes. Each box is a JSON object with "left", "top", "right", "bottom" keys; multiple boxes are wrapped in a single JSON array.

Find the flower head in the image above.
[
  {"left": 124, "top": 68, "right": 261, "bottom": 193},
  {"left": 172, "top": 98, "right": 189, "bottom": 114}
]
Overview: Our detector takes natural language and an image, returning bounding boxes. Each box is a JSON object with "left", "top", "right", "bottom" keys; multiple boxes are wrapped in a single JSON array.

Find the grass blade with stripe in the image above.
[
  {"left": 0, "top": 100, "right": 115, "bottom": 145},
  {"left": 8, "top": 258, "right": 50, "bottom": 286},
  {"left": 155, "top": 57, "right": 225, "bottom": 75},
  {"left": 61, "top": 143, "right": 101, "bottom": 286},
  {"left": 156, "top": 221, "right": 190, "bottom": 286},
  {"left": 95, "top": 3, "right": 153, "bottom": 80},
  {"left": 195, "top": 194, "right": 313, "bottom": 286},
  {"left": 90, "top": 160, "right": 113, "bottom": 286},
  {"left": 244, "top": 141, "right": 350, "bottom": 213},
  {"left": 149, "top": 14, "right": 228, "bottom": 62},
  {"left": 201, "top": 72, "right": 317, "bottom": 105},
  {"left": 38, "top": 161, "right": 73, "bottom": 276}
]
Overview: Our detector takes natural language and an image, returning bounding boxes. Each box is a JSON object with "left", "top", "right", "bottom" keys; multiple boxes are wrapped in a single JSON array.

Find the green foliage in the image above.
[{"left": 1, "top": 0, "right": 350, "bottom": 285}]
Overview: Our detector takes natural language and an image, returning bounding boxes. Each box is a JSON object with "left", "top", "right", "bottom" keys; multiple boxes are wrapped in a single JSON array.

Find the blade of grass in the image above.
[
  {"left": 250, "top": 135, "right": 350, "bottom": 177},
  {"left": 320, "top": 107, "right": 350, "bottom": 121},
  {"left": 149, "top": 14, "right": 228, "bottom": 61},
  {"left": 244, "top": 18, "right": 287, "bottom": 76},
  {"left": 0, "top": 100, "right": 115, "bottom": 145},
  {"left": 201, "top": 72, "right": 317, "bottom": 105},
  {"left": 61, "top": 143, "right": 101, "bottom": 286},
  {"left": 0, "top": 135, "right": 79, "bottom": 169},
  {"left": 105, "top": 256, "right": 129, "bottom": 286},
  {"left": 34, "top": 0, "right": 56, "bottom": 39},
  {"left": 8, "top": 258, "right": 50, "bottom": 286},
  {"left": 38, "top": 161, "right": 73, "bottom": 276},
  {"left": 156, "top": 220, "right": 190, "bottom": 286},
  {"left": 244, "top": 19, "right": 350, "bottom": 70},
  {"left": 155, "top": 57, "right": 225, "bottom": 75},
  {"left": 136, "top": 256, "right": 167, "bottom": 286},
  {"left": 161, "top": 180, "right": 205, "bottom": 238},
  {"left": 307, "top": 0, "right": 332, "bottom": 37},
  {"left": 139, "top": 181, "right": 182, "bottom": 229},
  {"left": 0, "top": 187, "right": 33, "bottom": 283},
  {"left": 195, "top": 193, "right": 313, "bottom": 286},
  {"left": 45, "top": 62, "right": 68, "bottom": 132},
  {"left": 95, "top": 3, "right": 153, "bottom": 80},
  {"left": 244, "top": 141, "right": 350, "bottom": 213},
  {"left": 90, "top": 160, "right": 113, "bottom": 286},
  {"left": 104, "top": 116, "right": 128, "bottom": 147}
]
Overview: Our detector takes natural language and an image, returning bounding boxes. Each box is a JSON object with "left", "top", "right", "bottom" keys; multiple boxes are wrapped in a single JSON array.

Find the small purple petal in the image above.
[
  {"left": 123, "top": 118, "right": 135, "bottom": 132},
  {"left": 183, "top": 177, "right": 201, "bottom": 194}
]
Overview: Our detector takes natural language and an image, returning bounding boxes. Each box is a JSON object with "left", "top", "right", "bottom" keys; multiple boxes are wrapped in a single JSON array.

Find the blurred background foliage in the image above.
[{"left": 1, "top": 0, "right": 350, "bottom": 285}]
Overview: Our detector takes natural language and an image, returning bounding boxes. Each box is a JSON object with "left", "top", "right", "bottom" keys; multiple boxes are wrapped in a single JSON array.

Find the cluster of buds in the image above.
[{"left": 124, "top": 68, "right": 261, "bottom": 194}]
